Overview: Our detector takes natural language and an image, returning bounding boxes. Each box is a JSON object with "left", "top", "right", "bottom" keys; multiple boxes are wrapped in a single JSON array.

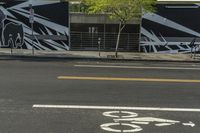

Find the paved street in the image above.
[{"left": 0, "top": 59, "right": 200, "bottom": 133}]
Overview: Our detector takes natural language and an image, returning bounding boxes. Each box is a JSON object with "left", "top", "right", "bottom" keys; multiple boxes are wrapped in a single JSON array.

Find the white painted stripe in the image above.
[
  {"left": 74, "top": 65, "right": 200, "bottom": 70},
  {"left": 155, "top": 123, "right": 174, "bottom": 127},
  {"left": 100, "top": 123, "right": 142, "bottom": 132},
  {"left": 131, "top": 121, "right": 149, "bottom": 125},
  {"left": 33, "top": 105, "right": 200, "bottom": 112}
]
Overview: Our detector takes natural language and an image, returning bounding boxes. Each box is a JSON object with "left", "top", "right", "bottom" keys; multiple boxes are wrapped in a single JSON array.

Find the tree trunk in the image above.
[{"left": 115, "top": 22, "right": 125, "bottom": 58}]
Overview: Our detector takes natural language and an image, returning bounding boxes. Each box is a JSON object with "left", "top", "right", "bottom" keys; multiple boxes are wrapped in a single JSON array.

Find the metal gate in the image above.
[{"left": 70, "top": 32, "right": 140, "bottom": 52}]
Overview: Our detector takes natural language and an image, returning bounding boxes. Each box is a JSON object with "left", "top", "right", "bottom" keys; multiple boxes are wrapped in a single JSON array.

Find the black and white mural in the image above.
[
  {"left": 0, "top": 0, "right": 69, "bottom": 50},
  {"left": 141, "top": 4, "right": 200, "bottom": 53}
]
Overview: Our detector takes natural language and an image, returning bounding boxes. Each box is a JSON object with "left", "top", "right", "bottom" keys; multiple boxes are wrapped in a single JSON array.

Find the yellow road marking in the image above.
[{"left": 57, "top": 76, "right": 200, "bottom": 83}]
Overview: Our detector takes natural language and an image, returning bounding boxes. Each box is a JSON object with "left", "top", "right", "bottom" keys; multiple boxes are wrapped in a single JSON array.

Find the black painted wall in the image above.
[{"left": 0, "top": 0, "right": 69, "bottom": 51}]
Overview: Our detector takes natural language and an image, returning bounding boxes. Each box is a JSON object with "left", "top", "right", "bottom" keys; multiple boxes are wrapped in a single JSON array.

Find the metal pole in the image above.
[
  {"left": 127, "top": 33, "right": 130, "bottom": 51},
  {"left": 139, "top": 19, "right": 142, "bottom": 52},
  {"left": 194, "top": 46, "right": 197, "bottom": 59},
  {"left": 31, "top": 22, "right": 34, "bottom": 55},
  {"left": 104, "top": 15, "right": 106, "bottom": 50},
  {"left": 92, "top": 30, "right": 94, "bottom": 48},
  {"left": 149, "top": 44, "right": 151, "bottom": 53},
  {"left": 98, "top": 37, "right": 101, "bottom": 57},
  {"left": 81, "top": 32, "right": 83, "bottom": 49},
  {"left": 29, "top": 3, "right": 34, "bottom": 55},
  {"left": 11, "top": 40, "right": 13, "bottom": 55},
  {"left": 138, "top": 5, "right": 143, "bottom": 52},
  {"left": 68, "top": 1, "right": 71, "bottom": 50},
  {"left": 191, "top": 47, "right": 193, "bottom": 58}
]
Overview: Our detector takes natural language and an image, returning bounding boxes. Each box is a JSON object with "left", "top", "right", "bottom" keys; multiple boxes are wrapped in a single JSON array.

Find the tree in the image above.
[{"left": 82, "top": 0, "right": 157, "bottom": 57}]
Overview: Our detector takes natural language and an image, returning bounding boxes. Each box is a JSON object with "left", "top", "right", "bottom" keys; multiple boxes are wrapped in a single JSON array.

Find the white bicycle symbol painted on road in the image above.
[{"left": 100, "top": 111, "right": 195, "bottom": 133}]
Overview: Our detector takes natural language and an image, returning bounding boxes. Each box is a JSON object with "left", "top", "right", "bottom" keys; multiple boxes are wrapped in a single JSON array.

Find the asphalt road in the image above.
[{"left": 0, "top": 59, "right": 200, "bottom": 133}]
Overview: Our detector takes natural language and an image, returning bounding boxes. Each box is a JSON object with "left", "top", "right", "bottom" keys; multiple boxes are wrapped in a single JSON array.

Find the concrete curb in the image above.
[{"left": 0, "top": 54, "right": 200, "bottom": 63}]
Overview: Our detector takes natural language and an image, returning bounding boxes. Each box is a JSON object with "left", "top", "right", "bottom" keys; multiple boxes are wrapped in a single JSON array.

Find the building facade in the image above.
[
  {"left": 141, "top": 1, "right": 200, "bottom": 53},
  {"left": 1, "top": 0, "right": 200, "bottom": 53}
]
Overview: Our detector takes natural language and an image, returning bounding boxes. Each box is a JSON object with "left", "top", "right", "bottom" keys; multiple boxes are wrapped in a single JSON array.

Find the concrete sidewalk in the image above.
[{"left": 0, "top": 48, "right": 198, "bottom": 62}]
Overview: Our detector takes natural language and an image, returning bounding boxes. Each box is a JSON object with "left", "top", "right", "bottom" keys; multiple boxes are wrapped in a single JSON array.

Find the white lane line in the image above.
[
  {"left": 33, "top": 105, "right": 200, "bottom": 112},
  {"left": 77, "top": 62, "right": 144, "bottom": 66},
  {"left": 74, "top": 65, "right": 200, "bottom": 70}
]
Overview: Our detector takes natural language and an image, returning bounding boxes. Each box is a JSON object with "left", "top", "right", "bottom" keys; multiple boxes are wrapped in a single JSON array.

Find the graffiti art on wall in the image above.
[
  {"left": 0, "top": 0, "right": 69, "bottom": 51},
  {"left": 141, "top": 4, "right": 200, "bottom": 53}
]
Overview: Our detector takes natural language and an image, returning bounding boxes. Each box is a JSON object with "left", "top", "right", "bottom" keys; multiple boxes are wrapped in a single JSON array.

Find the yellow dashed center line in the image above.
[{"left": 57, "top": 76, "right": 200, "bottom": 83}]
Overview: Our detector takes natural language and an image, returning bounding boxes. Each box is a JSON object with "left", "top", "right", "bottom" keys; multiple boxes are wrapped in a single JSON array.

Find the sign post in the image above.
[
  {"left": 29, "top": 4, "right": 34, "bottom": 55},
  {"left": 0, "top": 10, "right": 5, "bottom": 48}
]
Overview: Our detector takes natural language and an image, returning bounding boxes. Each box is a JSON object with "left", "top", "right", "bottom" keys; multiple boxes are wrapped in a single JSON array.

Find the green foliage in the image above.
[
  {"left": 82, "top": 0, "right": 157, "bottom": 24},
  {"left": 70, "top": 2, "right": 88, "bottom": 12},
  {"left": 81, "top": 0, "right": 157, "bottom": 57}
]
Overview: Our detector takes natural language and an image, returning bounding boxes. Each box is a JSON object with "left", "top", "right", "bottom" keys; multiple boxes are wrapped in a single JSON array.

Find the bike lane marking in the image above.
[
  {"left": 101, "top": 123, "right": 143, "bottom": 133},
  {"left": 33, "top": 105, "right": 198, "bottom": 132},
  {"left": 101, "top": 111, "right": 196, "bottom": 133}
]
